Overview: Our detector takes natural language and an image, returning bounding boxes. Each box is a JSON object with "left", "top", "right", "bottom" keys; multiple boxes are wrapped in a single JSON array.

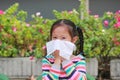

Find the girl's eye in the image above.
[
  {"left": 52, "top": 37, "right": 57, "bottom": 39},
  {"left": 62, "top": 37, "right": 66, "bottom": 39}
]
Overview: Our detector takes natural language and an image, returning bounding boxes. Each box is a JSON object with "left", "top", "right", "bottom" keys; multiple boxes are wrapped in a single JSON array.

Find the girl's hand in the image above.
[
  {"left": 53, "top": 50, "right": 61, "bottom": 65},
  {"left": 31, "top": 75, "right": 36, "bottom": 80},
  {"left": 53, "top": 50, "right": 60, "bottom": 58}
]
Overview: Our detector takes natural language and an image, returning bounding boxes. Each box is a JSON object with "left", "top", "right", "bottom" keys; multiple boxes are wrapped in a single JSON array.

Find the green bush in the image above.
[
  {"left": 52, "top": 6, "right": 120, "bottom": 58},
  {"left": 0, "top": 1, "right": 120, "bottom": 59},
  {"left": 0, "top": 3, "right": 52, "bottom": 58}
]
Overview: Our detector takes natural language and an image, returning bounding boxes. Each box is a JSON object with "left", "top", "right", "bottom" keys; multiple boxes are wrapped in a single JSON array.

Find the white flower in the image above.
[
  {"left": 102, "top": 29, "right": 105, "bottom": 32},
  {"left": 102, "top": 29, "right": 106, "bottom": 34},
  {"left": 36, "top": 12, "right": 41, "bottom": 16},
  {"left": 32, "top": 14, "right": 35, "bottom": 18},
  {"left": 40, "top": 16, "right": 43, "bottom": 18}
]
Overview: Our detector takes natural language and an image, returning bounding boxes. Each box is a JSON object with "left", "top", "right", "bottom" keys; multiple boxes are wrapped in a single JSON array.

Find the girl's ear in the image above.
[{"left": 72, "top": 36, "right": 78, "bottom": 43}]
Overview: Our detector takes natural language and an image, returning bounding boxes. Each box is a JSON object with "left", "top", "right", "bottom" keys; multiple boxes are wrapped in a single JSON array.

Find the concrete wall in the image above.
[
  {"left": 0, "top": 58, "right": 98, "bottom": 79},
  {"left": 86, "top": 58, "right": 98, "bottom": 78},
  {"left": 0, "top": 58, "right": 42, "bottom": 79},
  {"left": 110, "top": 59, "right": 120, "bottom": 80},
  {"left": 1, "top": 58, "right": 120, "bottom": 79}
]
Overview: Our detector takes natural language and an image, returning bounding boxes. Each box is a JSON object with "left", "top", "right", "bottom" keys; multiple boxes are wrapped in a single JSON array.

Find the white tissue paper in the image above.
[{"left": 46, "top": 39, "right": 76, "bottom": 60}]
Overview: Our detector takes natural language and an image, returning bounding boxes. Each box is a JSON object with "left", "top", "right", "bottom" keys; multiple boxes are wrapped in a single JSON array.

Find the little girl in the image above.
[{"left": 42, "top": 19, "right": 86, "bottom": 80}]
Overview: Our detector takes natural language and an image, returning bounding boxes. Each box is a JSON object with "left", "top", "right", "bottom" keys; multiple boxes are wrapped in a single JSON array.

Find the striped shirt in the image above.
[{"left": 42, "top": 54, "right": 86, "bottom": 80}]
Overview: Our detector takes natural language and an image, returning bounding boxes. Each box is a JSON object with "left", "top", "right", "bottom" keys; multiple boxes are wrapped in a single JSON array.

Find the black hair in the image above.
[{"left": 50, "top": 19, "right": 84, "bottom": 55}]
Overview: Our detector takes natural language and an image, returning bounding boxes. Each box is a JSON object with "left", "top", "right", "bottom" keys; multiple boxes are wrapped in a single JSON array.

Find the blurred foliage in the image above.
[
  {"left": 0, "top": 3, "right": 52, "bottom": 58},
  {"left": 53, "top": 2, "right": 120, "bottom": 58},
  {"left": 0, "top": 0, "right": 120, "bottom": 59}
]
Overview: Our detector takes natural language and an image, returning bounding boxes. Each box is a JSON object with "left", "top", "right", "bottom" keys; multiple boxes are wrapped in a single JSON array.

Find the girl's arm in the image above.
[
  {"left": 62, "top": 56, "right": 87, "bottom": 80},
  {"left": 42, "top": 58, "right": 61, "bottom": 80}
]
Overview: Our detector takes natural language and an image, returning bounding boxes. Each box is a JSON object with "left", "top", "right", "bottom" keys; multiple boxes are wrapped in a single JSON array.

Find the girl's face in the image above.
[
  {"left": 51, "top": 25, "right": 78, "bottom": 43},
  {"left": 52, "top": 26, "right": 72, "bottom": 41}
]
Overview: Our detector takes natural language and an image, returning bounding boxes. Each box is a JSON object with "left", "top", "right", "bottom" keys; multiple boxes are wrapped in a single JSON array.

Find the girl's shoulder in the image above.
[
  {"left": 45, "top": 54, "right": 54, "bottom": 59},
  {"left": 71, "top": 54, "right": 85, "bottom": 61},
  {"left": 42, "top": 54, "right": 54, "bottom": 63},
  {"left": 77, "top": 54, "right": 85, "bottom": 59}
]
